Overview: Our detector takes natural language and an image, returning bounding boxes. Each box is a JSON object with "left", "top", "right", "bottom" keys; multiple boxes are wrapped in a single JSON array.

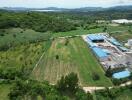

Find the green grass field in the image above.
[
  {"left": 32, "top": 37, "right": 112, "bottom": 86},
  {"left": 107, "top": 25, "right": 130, "bottom": 32},
  {"left": 0, "top": 84, "right": 11, "bottom": 100},
  {"left": 53, "top": 27, "right": 104, "bottom": 38},
  {"left": 0, "top": 28, "right": 51, "bottom": 48}
]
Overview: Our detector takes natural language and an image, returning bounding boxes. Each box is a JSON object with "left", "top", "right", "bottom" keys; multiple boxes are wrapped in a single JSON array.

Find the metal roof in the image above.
[
  {"left": 92, "top": 47, "right": 108, "bottom": 58},
  {"left": 86, "top": 38, "right": 97, "bottom": 47},
  {"left": 113, "top": 70, "right": 130, "bottom": 79},
  {"left": 118, "top": 46, "right": 128, "bottom": 52},
  {"left": 109, "top": 38, "right": 121, "bottom": 46},
  {"left": 87, "top": 34, "right": 104, "bottom": 41}
]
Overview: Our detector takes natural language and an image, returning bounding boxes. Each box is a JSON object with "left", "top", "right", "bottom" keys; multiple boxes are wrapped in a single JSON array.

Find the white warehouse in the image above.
[{"left": 112, "top": 19, "right": 132, "bottom": 24}]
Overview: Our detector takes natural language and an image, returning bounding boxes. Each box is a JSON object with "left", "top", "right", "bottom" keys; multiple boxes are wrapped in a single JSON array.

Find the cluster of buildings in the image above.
[
  {"left": 96, "top": 19, "right": 132, "bottom": 24},
  {"left": 82, "top": 33, "right": 132, "bottom": 79}
]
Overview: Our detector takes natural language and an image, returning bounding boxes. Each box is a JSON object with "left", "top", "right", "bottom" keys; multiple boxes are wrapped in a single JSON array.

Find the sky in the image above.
[{"left": 0, "top": 0, "right": 132, "bottom": 8}]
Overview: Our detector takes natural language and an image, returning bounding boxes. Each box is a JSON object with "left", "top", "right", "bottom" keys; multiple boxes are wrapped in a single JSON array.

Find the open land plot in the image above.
[
  {"left": 32, "top": 37, "right": 112, "bottom": 86},
  {"left": 107, "top": 25, "right": 130, "bottom": 32},
  {"left": 111, "top": 32, "right": 132, "bottom": 42}
]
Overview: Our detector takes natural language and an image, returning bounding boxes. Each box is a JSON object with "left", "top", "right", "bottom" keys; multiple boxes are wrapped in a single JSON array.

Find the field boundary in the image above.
[{"left": 32, "top": 51, "right": 45, "bottom": 73}]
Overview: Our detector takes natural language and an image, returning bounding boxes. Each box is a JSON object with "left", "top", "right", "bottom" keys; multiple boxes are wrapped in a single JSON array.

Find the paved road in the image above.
[{"left": 83, "top": 81, "right": 132, "bottom": 93}]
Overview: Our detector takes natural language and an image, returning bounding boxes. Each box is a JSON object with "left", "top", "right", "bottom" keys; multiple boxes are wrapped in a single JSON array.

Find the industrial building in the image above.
[
  {"left": 83, "top": 33, "right": 132, "bottom": 71},
  {"left": 92, "top": 47, "right": 109, "bottom": 61},
  {"left": 112, "top": 19, "right": 132, "bottom": 24},
  {"left": 87, "top": 34, "right": 104, "bottom": 42},
  {"left": 83, "top": 33, "right": 132, "bottom": 79},
  {"left": 86, "top": 34, "right": 109, "bottom": 61}
]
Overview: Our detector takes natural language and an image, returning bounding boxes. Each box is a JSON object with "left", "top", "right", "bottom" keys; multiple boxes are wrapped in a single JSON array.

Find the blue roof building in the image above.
[
  {"left": 118, "top": 46, "right": 128, "bottom": 52},
  {"left": 92, "top": 47, "right": 109, "bottom": 61},
  {"left": 87, "top": 34, "right": 104, "bottom": 42},
  {"left": 113, "top": 70, "right": 130, "bottom": 79},
  {"left": 86, "top": 38, "right": 97, "bottom": 47},
  {"left": 109, "top": 38, "right": 121, "bottom": 46}
]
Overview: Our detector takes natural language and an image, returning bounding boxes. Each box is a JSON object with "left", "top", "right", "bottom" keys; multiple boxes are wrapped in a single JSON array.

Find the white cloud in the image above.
[{"left": 0, "top": 0, "right": 132, "bottom": 8}]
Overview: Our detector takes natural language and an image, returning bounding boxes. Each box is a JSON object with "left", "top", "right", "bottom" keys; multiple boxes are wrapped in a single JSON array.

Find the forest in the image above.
[{"left": 0, "top": 9, "right": 132, "bottom": 33}]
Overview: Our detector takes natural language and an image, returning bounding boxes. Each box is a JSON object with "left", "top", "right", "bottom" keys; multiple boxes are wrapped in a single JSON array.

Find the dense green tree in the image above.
[
  {"left": 75, "top": 89, "right": 93, "bottom": 100},
  {"left": 57, "top": 76, "right": 66, "bottom": 92},
  {"left": 65, "top": 72, "right": 78, "bottom": 92},
  {"left": 57, "top": 72, "right": 78, "bottom": 93},
  {"left": 105, "top": 67, "right": 112, "bottom": 77},
  {"left": 0, "top": 12, "right": 76, "bottom": 32}
]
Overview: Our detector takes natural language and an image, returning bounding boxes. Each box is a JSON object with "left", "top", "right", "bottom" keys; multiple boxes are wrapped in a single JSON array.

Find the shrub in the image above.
[{"left": 92, "top": 72, "right": 100, "bottom": 81}]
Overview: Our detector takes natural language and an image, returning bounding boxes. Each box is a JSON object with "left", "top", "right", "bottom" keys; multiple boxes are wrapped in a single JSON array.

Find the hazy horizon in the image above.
[{"left": 0, "top": 0, "right": 132, "bottom": 8}]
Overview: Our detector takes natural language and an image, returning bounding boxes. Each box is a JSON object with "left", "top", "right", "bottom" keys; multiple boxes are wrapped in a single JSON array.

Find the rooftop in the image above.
[
  {"left": 109, "top": 38, "right": 121, "bottom": 46},
  {"left": 112, "top": 19, "right": 132, "bottom": 23},
  {"left": 92, "top": 47, "right": 108, "bottom": 58},
  {"left": 87, "top": 34, "right": 104, "bottom": 41},
  {"left": 113, "top": 70, "right": 130, "bottom": 79}
]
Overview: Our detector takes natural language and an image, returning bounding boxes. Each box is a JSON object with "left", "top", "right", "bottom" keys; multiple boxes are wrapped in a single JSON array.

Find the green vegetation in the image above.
[
  {"left": 8, "top": 73, "right": 93, "bottom": 100},
  {"left": 0, "top": 43, "right": 43, "bottom": 69},
  {"left": 57, "top": 72, "right": 79, "bottom": 93},
  {"left": 111, "top": 32, "right": 132, "bottom": 42},
  {"left": 95, "top": 85, "right": 132, "bottom": 100},
  {"left": 32, "top": 37, "right": 112, "bottom": 86},
  {"left": 0, "top": 28, "right": 51, "bottom": 51},
  {"left": 0, "top": 12, "right": 76, "bottom": 32},
  {"left": 0, "top": 42, "right": 47, "bottom": 81},
  {"left": 53, "top": 27, "right": 103, "bottom": 37},
  {"left": 0, "top": 84, "right": 11, "bottom": 100}
]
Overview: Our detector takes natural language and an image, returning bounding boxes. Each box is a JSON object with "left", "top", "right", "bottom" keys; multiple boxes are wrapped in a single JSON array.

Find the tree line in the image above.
[{"left": 8, "top": 72, "right": 93, "bottom": 100}]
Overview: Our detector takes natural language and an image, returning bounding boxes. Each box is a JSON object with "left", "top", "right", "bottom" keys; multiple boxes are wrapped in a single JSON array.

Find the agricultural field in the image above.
[{"left": 32, "top": 37, "right": 112, "bottom": 86}]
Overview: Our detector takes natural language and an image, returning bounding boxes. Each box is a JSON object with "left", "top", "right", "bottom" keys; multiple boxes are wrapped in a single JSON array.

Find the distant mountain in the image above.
[
  {"left": 0, "top": 5, "right": 132, "bottom": 12},
  {"left": 0, "top": 7, "right": 30, "bottom": 11},
  {"left": 74, "top": 7, "right": 103, "bottom": 11},
  {"left": 108, "top": 5, "right": 132, "bottom": 11}
]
